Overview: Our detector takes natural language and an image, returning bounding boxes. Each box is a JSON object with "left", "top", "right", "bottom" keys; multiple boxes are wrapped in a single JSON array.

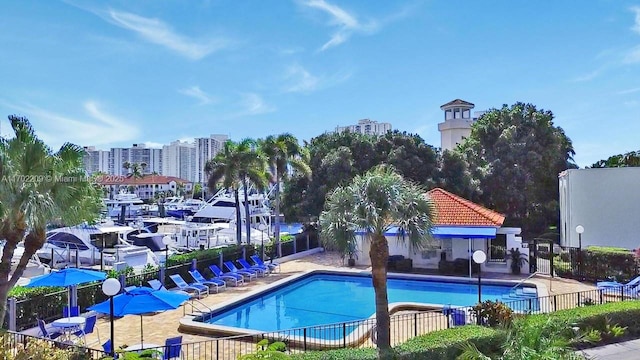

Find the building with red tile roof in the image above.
[
  {"left": 426, "top": 188, "right": 505, "bottom": 227},
  {"left": 98, "top": 174, "right": 192, "bottom": 200}
]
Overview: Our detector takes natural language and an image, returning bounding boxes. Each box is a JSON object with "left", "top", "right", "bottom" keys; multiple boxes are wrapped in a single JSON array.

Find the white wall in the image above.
[{"left": 559, "top": 168, "right": 640, "bottom": 250}]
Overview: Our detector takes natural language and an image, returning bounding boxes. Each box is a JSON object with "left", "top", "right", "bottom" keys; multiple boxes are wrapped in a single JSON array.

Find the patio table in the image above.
[{"left": 51, "top": 317, "right": 85, "bottom": 342}]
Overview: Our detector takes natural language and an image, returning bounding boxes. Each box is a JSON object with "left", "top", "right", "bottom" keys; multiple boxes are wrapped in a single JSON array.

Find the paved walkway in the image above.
[{"left": 579, "top": 339, "right": 640, "bottom": 359}]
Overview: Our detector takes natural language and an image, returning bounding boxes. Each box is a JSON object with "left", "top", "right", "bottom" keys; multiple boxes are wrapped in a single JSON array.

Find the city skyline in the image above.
[{"left": 1, "top": 1, "right": 640, "bottom": 168}]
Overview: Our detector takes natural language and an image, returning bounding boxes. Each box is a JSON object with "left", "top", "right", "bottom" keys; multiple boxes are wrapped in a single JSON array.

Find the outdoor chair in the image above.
[
  {"left": 169, "top": 274, "right": 209, "bottom": 298},
  {"left": 224, "top": 261, "right": 257, "bottom": 281},
  {"left": 597, "top": 276, "right": 640, "bottom": 290},
  {"left": 208, "top": 264, "right": 245, "bottom": 286},
  {"left": 63, "top": 305, "right": 80, "bottom": 317},
  {"left": 250, "top": 255, "right": 280, "bottom": 273},
  {"left": 188, "top": 269, "right": 226, "bottom": 293},
  {"left": 73, "top": 315, "right": 99, "bottom": 346},
  {"left": 148, "top": 279, "right": 193, "bottom": 298},
  {"left": 164, "top": 335, "right": 183, "bottom": 360},
  {"left": 237, "top": 258, "right": 268, "bottom": 276},
  {"left": 102, "top": 340, "right": 115, "bottom": 357},
  {"left": 37, "top": 319, "right": 62, "bottom": 340}
]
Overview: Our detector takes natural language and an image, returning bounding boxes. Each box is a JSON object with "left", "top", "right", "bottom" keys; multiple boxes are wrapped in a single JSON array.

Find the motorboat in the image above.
[
  {"left": 104, "top": 191, "right": 144, "bottom": 220},
  {"left": 37, "top": 223, "right": 161, "bottom": 271},
  {"left": 191, "top": 185, "right": 272, "bottom": 230}
]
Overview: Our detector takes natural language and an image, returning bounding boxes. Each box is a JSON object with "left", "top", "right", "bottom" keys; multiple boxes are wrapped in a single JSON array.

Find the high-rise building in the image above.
[
  {"left": 162, "top": 140, "right": 196, "bottom": 182},
  {"left": 195, "top": 134, "right": 229, "bottom": 184},
  {"left": 335, "top": 119, "right": 392, "bottom": 136},
  {"left": 109, "top": 144, "right": 162, "bottom": 175},
  {"left": 82, "top": 146, "right": 110, "bottom": 175}
]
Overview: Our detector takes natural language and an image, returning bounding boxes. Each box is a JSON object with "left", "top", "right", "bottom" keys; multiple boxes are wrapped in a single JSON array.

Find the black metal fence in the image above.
[{"left": 1, "top": 331, "right": 109, "bottom": 359}]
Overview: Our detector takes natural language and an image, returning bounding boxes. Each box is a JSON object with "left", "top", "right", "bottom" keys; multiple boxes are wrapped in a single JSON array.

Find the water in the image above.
[
  {"left": 277, "top": 223, "right": 304, "bottom": 234},
  {"left": 202, "top": 273, "right": 537, "bottom": 337}
]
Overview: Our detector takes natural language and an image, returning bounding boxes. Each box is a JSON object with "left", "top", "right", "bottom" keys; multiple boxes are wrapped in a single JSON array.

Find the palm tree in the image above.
[
  {"left": 140, "top": 162, "right": 148, "bottom": 174},
  {"left": 0, "top": 116, "right": 102, "bottom": 324},
  {"left": 259, "top": 134, "right": 310, "bottom": 257},
  {"left": 236, "top": 139, "right": 269, "bottom": 246},
  {"left": 122, "top": 161, "right": 131, "bottom": 175},
  {"left": 205, "top": 140, "right": 243, "bottom": 245},
  {"left": 319, "top": 165, "right": 435, "bottom": 359}
]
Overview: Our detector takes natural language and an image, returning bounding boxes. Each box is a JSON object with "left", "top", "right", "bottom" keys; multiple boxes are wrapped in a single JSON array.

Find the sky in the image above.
[{"left": 0, "top": 0, "right": 639, "bottom": 168}]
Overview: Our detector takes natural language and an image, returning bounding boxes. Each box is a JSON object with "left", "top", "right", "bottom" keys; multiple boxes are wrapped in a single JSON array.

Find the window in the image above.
[{"left": 487, "top": 234, "right": 507, "bottom": 262}]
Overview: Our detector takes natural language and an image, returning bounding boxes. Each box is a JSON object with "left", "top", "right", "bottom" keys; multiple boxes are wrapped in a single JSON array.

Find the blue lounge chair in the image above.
[
  {"left": 148, "top": 279, "right": 193, "bottom": 298},
  {"left": 189, "top": 269, "right": 226, "bottom": 293},
  {"left": 251, "top": 255, "right": 280, "bottom": 273},
  {"left": 73, "top": 315, "right": 99, "bottom": 346},
  {"left": 597, "top": 276, "right": 640, "bottom": 289},
  {"left": 208, "top": 264, "right": 245, "bottom": 286},
  {"left": 224, "top": 261, "right": 257, "bottom": 281},
  {"left": 164, "top": 335, "right": 183, "bottom": 360},
  {"left": 169, "top": 274, "right": 209, "bottom": 298},
  {"left": 37, "top": 319, "right": 62, "bottom": 340},
  {"left": 237, "top": 258, "right": 268, "bottom": 276}
]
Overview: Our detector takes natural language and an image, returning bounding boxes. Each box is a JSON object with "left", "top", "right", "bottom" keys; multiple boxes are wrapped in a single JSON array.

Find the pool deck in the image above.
[{"left": 79, "top": 251, "right": 594, "bottom": 350}]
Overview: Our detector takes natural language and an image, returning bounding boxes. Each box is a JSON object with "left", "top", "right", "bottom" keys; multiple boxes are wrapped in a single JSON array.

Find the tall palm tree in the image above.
[
  {"left": 236, "top": 139, "right": 269, "bottom": 246},
  {"left": 122, "top": 161, "right": 131, "bottom": 175},
  {"left": 205, "top": 140, "right": 243, "bottom": 245},
  {"left": 0, "top": 116, "right": 102, "bottom": 324},
  {"left": 319, "top": 165, "right": 435, "bottom": 359},
  {"left": 259, "top": 134, "right": 310, "bottom": 257}
]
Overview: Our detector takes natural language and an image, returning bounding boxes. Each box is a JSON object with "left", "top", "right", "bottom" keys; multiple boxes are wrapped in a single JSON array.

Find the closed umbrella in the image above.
[
  {"left": 88, "top": 286, "right": 189, "bottom": 347},
  {"left": 25, "top": 268, "right": 107, "bottom": 317}
]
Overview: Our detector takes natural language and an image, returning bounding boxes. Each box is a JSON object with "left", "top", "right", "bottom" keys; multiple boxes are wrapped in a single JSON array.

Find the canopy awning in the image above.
[{"left": 356, "top": 226, "right": 498, "bottom": 238}]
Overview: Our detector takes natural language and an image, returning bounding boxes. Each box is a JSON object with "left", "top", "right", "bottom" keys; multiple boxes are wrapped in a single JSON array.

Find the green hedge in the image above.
[
  {"left": 554, "top": 246, "right": 639, "bottom": 282},
  {"left": 292, "top": 301, "right": 640, "bottom": 360}
]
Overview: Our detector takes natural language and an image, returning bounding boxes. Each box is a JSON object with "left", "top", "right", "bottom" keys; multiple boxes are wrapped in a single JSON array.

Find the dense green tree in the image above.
[
  {"left": 375, "top": 131, "right": 439, "bottom": 187},
  {"left": 237, "top": 139, "right": 269, "bottom": 246},
  {"left": 259, "top": 134, "right": 310, "bottom": 256},
  {"left": 591, "top": 150, "right": 640, "bottom": 168},
  {"left": 458, "top": 103, "right": 576, "bottom": 238},
  {"left": 0, "top": 116, "right": 102, "bottom": 324},
  {"left": 437, "top": 149, "right": 480, "bottom": 200},
  {"left": 320, "top": 166, "right": 436, "bottom": 359}
]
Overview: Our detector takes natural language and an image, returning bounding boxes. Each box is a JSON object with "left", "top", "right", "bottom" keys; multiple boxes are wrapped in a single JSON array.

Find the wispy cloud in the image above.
[
  {"left": 572, "top": 68, "right": 604, "bottom": 82},
  {"left": 282, "top": 64, "right": 352, "bottom": 93},
  {"left": 623, "top": 45, "right": 640, "bottom": 64},
  {"left": 91, "top": 8, "right": 229, "bottom": 60},
  {"left": 618, "top": 87, "right": 640, "bottom": 95},
  {"left": 237, "top": 93, "right": 276, "bottom": 116},
  {"left": 631, "top": 6, "right": 640, "bottom": 34},
  {"left": 1, "top": 100, "right": 139, "bottom": 147},
  {"left": 301, "top": 0, "right": 377, "bottom": 51},
  {"left": 143, "top": 141, "right": 164, "bottom": 148},
  {"left": 179, "top": 86, "right": 217, "bottom": 105}
]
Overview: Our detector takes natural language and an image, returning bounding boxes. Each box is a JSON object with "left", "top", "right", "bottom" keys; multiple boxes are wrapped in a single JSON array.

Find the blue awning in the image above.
[{"left": 356, "top": 226, "right": 497, "bottom": 238}]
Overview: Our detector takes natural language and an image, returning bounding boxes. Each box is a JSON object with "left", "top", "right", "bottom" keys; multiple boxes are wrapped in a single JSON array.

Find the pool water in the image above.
[{"left": 202, "top": 273, "right": 537, "bottom": 335}]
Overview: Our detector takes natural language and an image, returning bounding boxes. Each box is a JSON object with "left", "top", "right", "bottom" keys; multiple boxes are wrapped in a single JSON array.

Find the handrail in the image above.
[
  {"left": 510, "top": 272, "right": 539, "bottom": 291},
  {"left": 188, "top": 298, "right": 213, "bottom": 314}
]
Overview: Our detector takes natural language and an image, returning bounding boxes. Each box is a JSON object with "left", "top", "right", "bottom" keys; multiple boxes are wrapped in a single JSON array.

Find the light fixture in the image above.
[{"left": 102, "top": 278, "right": 121, "bottom": 357}]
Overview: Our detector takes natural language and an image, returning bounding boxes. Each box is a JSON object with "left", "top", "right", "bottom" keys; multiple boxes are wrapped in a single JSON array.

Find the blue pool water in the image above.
[{"left": 201, "top": 273, "right": 538, "bottom": 337}]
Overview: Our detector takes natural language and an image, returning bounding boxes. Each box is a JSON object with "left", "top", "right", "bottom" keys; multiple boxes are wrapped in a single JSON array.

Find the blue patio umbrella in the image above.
[
  {"left": 88, "top": 286, "right": 190, "bottom": 347},
  {"left": 25, "top": 268, "right": 107, "bottom": 317}
]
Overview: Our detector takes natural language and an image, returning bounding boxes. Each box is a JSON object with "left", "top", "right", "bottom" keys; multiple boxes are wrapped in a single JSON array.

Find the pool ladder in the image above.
[
  {"left": 509, "top": 272, "right": 539, "bottom": 294},
  {"left": 185, "top": 298, "right": 213, "bottom": 316}
]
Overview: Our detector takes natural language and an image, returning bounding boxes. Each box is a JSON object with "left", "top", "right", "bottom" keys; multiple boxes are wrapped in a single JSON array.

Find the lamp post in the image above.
[
  {"left": 575, "top": 225, "right": 584, "bottom": 277},
  {"left": 472, "top": 250, "right": 487, "bottom": 304},
  {"left": 102, "top": 278, "right": 121, "bottom": 357}
]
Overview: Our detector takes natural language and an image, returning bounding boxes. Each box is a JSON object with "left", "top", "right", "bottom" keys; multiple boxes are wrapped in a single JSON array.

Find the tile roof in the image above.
[
  {"left": 440, "top": 99, "right": 475, "bottom": 108},
  {"left": 97, "top": 174, "right": 190, "bottom": 185},
  {"left": 426, "top": 188, "right": 505, "bottom": 227}
]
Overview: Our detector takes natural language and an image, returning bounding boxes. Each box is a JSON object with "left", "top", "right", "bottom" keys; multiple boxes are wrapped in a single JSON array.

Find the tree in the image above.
[
  {"left": 259, "top": 134, "right": 310, "bottom": 257},
  {"left": 591, "top": 150, "right": 640, "bottom": 168},
  {"left": 458, "top": 103, "right": 576, "bottom": 238},
  {"left": 236, "top": 139, "right": 269, "bottom": 246},
  {"left": 0, "top": 116, "right": 102, "bottom": 324},
  {"left": 437, "top": 149, "right": 479, "bottom": 200},
  {"left": 319, "top": 166, "right": 436, "bottom": 359},
  {"left": 192, "top": 183, "right": 202, "bottom": 199}
]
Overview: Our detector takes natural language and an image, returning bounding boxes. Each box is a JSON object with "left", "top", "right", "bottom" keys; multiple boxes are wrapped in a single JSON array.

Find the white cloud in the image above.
[
  {"left": 178, "top": 86, "right": 216, "bottom": 105},
  {"left": 631, "top": 6, "right": 640, "bottom": 34},
  {"left": 618, "top": 87, "right": 640, "bottom": 95},
  {"left": 178, "top": 137, "right": 195, "bottom": 144},
  {"left": 284, "top": 65, "right": 320, "bottom": 93},
  {"left": 143, "top": 142, "right": 164, "bottom": 148},
  {"left": 623, "top": 45, "right": 640, "bottom": 64},
  {"left": 283, "top": 64, "right": 352, "bottom": 93},
  {"left": 572, "top": 69, "right": 603, "bottom": 82},
  {"left": 302, "top": 0, "right": 378, "bottom": 51},
  {"left": 237, "top": 93, "right": 276, "bottom": 116},
  {"left": 104, "top": 9, "right": 229, "bottom": 60},
  {"left": 0, "top": 100, "right": 139, "bottom": 148}
]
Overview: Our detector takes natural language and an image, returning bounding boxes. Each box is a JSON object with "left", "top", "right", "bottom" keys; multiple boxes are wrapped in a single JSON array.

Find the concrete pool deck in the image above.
[{"left": 80, "top": 251, "right": 595, "bottom": 350}]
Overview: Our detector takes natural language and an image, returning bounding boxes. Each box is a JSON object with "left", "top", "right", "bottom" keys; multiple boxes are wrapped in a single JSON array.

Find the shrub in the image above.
[
  {"left": 290, "top": 348, "right": 377, "bottom": 360},
  {"left": 471, "top": 300, "right": 514, "bottom": 328},
  {"left": 394, "top": 326, "right": 504, "bottom": 360},
  {"left": 239, "top": 340, "right": 289, "bottom": 359}
]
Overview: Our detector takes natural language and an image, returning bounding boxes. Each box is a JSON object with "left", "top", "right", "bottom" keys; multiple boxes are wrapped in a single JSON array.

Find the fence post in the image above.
[
  {"left": 549, "top": 241, "right": 555, "bottom": 278},
  {"left": 191, "top": 259, "right": 197, "bottom": 271},
  {"left": 75, "top": 249, "right": 80, "bottom": 268},
  {"left": 8, "top": 297, "right": 16, "bottom": 331},
  {"left": 118, "top": 274, "right": 126, "bottom": 291},
  {"left": 303, "top": 328, "right": 307, "bottom": 351},
  {"left": 307, "top": 233, "right": 310, "bottom": 251},
  {"left": 553, "top": 295, "right": 557, "bottom": 312},
  {"left": 531, "top": 238, "right": 537, "bottom": 273},
  {"left": 414, "top": 313, "right": 418, "bottom": 336},
  {"left": 100, "top": 251, "right": 104, "bottom": 271},
  {"left": 159, "top": 267, "right": 166, "bottom": 286},
  {"left": 621, "top": 285, "right": 625, "bottom": 301},
  {"left": 599, "top": 289, "right": 604, "bottom": 305},
  {"left": 219, "top": 252, "right": 223, "bottom": 270},
  {"left": 293, "top": 237, "right": 297, "bottom": 254},
  {"left": 343, "top": 323, "right": 346, "bottom": 348}
]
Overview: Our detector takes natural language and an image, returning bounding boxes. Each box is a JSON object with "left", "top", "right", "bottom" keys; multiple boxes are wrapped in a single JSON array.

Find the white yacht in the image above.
[
  {"left": 104, "top": 191, "right": 144, "bottom": 219},
  {"left": 37, "top": 223, "right": 161, "bottom": 271},
  {"left": 191, "top": 185, "right": 272, "bottom": 229}
]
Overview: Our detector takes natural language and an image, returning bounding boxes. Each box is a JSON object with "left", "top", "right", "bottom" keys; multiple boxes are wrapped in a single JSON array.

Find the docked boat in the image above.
[
  {"left": 37, "top": 222, "right": 161, "bottom": 271},
  {"left": 104, "top": 191, "right": 144, "bottom": 221}
]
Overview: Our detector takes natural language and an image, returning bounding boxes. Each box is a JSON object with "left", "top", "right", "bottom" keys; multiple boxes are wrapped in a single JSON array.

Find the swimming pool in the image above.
[{"left": 185, "top": 270, "right": 539, "bottom": 342}]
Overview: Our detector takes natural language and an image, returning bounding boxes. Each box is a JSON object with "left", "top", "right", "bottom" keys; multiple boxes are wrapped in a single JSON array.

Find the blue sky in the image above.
[{"left": 1, "top": 0, "right": 639, "bottom": 167}]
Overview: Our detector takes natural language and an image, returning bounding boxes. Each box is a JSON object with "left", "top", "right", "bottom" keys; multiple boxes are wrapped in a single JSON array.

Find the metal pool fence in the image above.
[{"left": 4, "top": 286, "right": 637, "bottom": 359}]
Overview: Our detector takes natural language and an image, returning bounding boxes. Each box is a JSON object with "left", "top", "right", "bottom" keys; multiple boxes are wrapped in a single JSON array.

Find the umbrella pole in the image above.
[{"left": 141, "top": 315, "right": 144, "bottom": 348}]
